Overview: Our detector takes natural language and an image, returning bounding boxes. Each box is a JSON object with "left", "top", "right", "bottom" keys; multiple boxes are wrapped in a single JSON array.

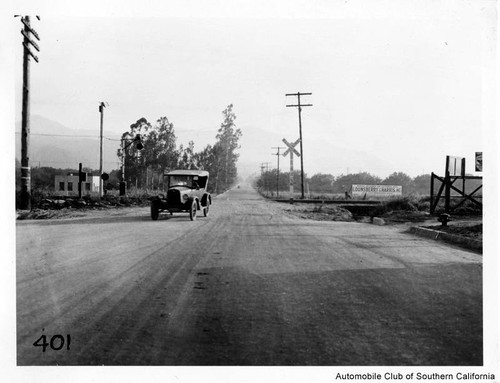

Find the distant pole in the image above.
[
  {"left": 272, "top": 146, "right": 285, "bottom": 198},
  {"left": 98, "top": 102, "right": 106, "bottom": 198},
  {"left": 286, "top": 92, "right": 312, "bottom": 199},
  {"left": 19, "top": 16, "right": 40, "bottom": 210}
]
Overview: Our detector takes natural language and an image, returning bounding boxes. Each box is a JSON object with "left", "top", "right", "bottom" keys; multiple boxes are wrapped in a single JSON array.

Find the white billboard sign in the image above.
[
  {"left": 351, "top": 184, "right": 402, "bottom": 197},
  {"left": 447, "top": 156, "right": 465, "bottom": 177}
]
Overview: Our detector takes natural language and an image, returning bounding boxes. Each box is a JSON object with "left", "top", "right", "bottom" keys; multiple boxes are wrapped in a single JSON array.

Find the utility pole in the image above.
[
  {"left": 19, "top": 15, "right": 40, "bottom": 210},
  {"left": 98, "top": 102, "right": 108, "bottom": 198},
  {"left": 286, "top": 92, "right": 312, "bottom": 199},
  {"left": 99, "top": 103, "right": 104, "bottom": 197},
  {"left": 120, "top": 136, "right": 127, "bottom": 196},
  {"left": 272, "top": 146, "right": 285, "bottom": 198}
]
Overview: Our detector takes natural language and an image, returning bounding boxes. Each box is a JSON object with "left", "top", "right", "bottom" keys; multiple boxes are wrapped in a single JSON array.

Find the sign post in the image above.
[{"left": 282, "top": 138, "right": 301, "bottom": 201}]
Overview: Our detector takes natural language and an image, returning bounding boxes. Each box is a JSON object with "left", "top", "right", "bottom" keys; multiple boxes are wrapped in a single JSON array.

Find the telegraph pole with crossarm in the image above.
[
  {"left": 286, "top": 92, "right": 312, "bottom": 199},
  {"left": 18, "top": 15, "right": 40, "bottom": 210}
]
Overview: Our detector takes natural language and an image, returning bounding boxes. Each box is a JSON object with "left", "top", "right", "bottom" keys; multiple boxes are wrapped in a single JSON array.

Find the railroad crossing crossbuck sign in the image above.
[
  {"left": 282, "top": 138, "right": 301, "bottom": 158},
  {"left": 282, "top": 138, "right": 301, "bottom": 197}
]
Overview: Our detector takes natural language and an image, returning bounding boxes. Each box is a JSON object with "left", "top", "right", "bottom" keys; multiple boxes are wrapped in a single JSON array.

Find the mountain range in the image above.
[{"left": 15, "top": 115, "right": 124, "bottom": 172}]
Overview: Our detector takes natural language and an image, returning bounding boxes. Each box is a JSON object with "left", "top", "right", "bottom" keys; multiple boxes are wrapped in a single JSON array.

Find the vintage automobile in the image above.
[{"left": 150, "top": 170, "right": 211, "bottom": 221}]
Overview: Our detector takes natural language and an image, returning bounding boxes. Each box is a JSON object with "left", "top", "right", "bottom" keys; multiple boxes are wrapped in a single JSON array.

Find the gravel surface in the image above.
[{"left": 17, "top": 185, "right": 483, "bottom": 366}]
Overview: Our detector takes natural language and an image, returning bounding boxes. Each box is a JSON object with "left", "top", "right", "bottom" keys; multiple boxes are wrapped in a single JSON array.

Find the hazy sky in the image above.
[
  {"left": 4, "top": 0, "right": 497, "bottom": 178},
  {"left": 1, "top": 1, "right": 499, "bottom": 381}
]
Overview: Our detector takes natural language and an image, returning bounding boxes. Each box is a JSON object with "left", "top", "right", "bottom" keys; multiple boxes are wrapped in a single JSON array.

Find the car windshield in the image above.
[{"left": 168, "top": 175, "right": 195, "bottom": 188}]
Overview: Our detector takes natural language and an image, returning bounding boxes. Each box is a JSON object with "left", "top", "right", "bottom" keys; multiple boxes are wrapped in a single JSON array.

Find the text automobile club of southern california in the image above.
[{"left": 335, "top": 372, "right": 496, "bottom": 381}]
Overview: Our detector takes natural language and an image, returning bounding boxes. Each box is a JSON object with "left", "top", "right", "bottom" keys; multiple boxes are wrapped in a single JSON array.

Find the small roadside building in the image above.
[{"left": 54, "top": 173, "right": 100, "bottom": 196}]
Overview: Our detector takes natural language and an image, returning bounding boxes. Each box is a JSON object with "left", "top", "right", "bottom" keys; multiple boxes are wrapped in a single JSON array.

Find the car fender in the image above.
[{"left": 201, "top": 193, "right": 211, "bottom": 207}]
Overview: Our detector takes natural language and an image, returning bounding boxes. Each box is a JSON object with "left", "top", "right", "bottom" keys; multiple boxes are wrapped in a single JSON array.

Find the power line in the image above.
[
  {"left": 27, "top": 159, "right": 118, "bottom": 163},
  {"left": 26, "top": 160, "right": 121, "bottom": 165},
  {"left": 14, "top": 132, "right": 123, "bottom": 141}
]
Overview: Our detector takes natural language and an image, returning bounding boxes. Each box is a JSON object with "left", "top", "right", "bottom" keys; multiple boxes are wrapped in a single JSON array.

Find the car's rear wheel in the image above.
[
  {"left": 151, "top": 200, "right": 160, "bottom": 220},
  {"left": 189, "top": 200, "right": 197, "bottom": 221}
]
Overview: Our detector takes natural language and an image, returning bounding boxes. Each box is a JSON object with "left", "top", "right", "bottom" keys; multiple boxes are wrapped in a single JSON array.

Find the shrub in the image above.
[
  {"left": 370, "top": 196, "right": 428, "bottom": 217},
  {"left": 385, "top": 197, "right": 418, "bottom": 212},
  {"left": 30, "top": 187, "right": 52, "bottom": 208},
  {"left": 415, "top": 201, "right": 431, "bottom": 211},
  {"left": 453, "top": 200, "right": 482, "bottom": 216}
]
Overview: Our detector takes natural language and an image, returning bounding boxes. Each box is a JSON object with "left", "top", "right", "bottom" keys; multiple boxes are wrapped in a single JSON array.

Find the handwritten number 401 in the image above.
[{"left": 33, "top": 333, "right": 71, "bottom": 352}]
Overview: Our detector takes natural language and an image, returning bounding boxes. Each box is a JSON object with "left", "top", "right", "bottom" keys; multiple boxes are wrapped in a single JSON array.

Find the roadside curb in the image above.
[{"left": 408, "top": 226, "right": 482, "bottom": 253}]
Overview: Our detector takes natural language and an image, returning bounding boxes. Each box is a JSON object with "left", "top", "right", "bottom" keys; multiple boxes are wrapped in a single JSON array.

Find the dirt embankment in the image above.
[
  {"left": 422, "top": 223, "right": 483, "bottom": 240},
  {"left": 280, "top": 203, "right": 355, "bottom": 222},
  {"left": 273, "top": 202, "right": 482, "bottom": 242}
]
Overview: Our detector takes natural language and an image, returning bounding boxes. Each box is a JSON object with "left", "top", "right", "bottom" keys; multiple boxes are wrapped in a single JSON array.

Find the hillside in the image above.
[{"left": 14, "top": 115, "right": 122, "bottom": 172}]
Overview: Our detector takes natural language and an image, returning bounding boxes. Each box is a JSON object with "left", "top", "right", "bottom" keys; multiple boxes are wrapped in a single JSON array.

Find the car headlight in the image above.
[{"left": 182, "top": 194, "right": 189, "bottom": 202}]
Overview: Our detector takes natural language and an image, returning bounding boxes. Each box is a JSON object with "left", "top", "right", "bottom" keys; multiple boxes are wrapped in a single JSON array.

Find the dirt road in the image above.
[{"left": 16, "top": 184, "right": 482, "bottom": 365}]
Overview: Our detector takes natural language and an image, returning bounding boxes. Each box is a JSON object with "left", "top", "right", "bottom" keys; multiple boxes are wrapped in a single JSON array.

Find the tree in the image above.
[
  {"left": 210, "top": 104, "right": 242, "bottom": 194},
  {"left": 257, "top": 170, "right": 303, "bottom": 196},
  {"left": 192, "top": 144, "right": 218, "bottom": 193},
  {"left": 118, "top": 116, "right": 179, "bottom": 190},
  {"left": 412, "top": 174, "right": 431, "bottom": 195},
  {"left": 117, "top": 118, "right": 150, "bottom": 188},
  {"left": 178, "top": 141, "right": 197, "bottom": 170},
  {"left": 382, "top": 172, "right": 413, "bottom": 194},
  {"left": 332, "top": 172, "right": 382, "bottom": 193},
  {"left": 117, "top": 107, "right": 242, "bottom": 194},
  {"left": 107, "top": 169, "right": 122, "bottom": 190},
  {"left": 309, "top": 173, "right": 335, "bottom": 193}
]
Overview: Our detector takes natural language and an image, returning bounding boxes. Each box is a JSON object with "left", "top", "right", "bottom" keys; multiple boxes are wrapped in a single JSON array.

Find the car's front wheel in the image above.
[{"left": 189, "top": 200, "right": 197, "bottom": 221}]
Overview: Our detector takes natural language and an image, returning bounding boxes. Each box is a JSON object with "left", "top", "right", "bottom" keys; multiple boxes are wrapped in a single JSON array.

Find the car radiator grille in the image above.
[{"left": 167, "top": 189, "right": 180, "bottom": 201}]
